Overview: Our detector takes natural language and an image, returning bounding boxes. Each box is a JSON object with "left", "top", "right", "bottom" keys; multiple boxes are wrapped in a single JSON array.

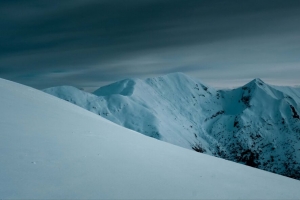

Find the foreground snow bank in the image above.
[{"left": 1, "top": 78, "right": 300, "bottom": 199}]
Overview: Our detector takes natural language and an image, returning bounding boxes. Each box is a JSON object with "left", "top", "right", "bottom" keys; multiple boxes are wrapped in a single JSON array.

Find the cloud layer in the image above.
[{"left": 1, "top": 0, "right": 300, "bottom": 90}]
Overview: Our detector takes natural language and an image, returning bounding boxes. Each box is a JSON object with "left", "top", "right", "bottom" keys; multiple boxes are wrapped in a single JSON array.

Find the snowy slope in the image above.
[
  {"left": 44, "top": 73, "right": 300, "bottom": 180},
  {"left": 2, "top": 79, "right": 300, "bottom": 199}
]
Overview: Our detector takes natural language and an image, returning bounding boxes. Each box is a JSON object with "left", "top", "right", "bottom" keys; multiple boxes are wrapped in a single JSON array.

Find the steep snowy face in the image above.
[
  {"left": 94, "top": 78, "right": 138, "bottom": 96},
  {"left": 44, "top": 73, "right": 300, "bottom": 179},
  {"left": 213, "top": 79, "right": 300, "bottom": 179}
]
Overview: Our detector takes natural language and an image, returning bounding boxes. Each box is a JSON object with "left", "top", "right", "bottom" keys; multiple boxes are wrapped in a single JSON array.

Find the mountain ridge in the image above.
[{"left": 44, "top": 73, "right": 300, "bottom": 179}]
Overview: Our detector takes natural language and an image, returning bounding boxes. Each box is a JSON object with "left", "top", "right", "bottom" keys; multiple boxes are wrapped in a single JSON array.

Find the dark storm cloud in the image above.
[{"left": 1, "top": 0, "right": 300, "bottom": 90}]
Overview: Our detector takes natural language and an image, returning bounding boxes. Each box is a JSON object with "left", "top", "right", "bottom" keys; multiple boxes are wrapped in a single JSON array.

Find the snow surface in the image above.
[
  {"left": 1, "top": 78, "right": 300, "bottom": 199},
  {"left": 44, "top": 73, "right": 300, "bottom": 180}
]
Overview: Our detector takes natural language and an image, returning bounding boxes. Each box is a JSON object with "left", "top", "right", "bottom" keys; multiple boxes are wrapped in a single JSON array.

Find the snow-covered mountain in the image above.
[
  {"left": 44, "top": 73, "right": 300, "bottom": 180},
  {"left": 3, "top": 78, "right": 300, "bottom": 199}
]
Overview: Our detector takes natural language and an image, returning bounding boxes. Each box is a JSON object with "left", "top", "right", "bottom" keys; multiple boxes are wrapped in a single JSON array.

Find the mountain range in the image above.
[
  {"left": 3, "top": 77, "right": 300, "bottom": 198},
  {"left": 44, "top": 72, "right": 300, "bottom": 180}
]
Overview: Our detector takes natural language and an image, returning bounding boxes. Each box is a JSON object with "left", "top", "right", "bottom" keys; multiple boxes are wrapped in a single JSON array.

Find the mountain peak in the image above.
[
  {"left": 248, "top": 78, "right": 265, "bottom": 85},
  {"left": 163, "top": 72, "right": 189, "bottom": 78},
  {"left": 252, "top": 78, "right": 264, "bottom": 85},
  {"left": 153, "top": 72, "right": 209, "bottom": 88},
  {"left": 94, "top": 72, "right": 209, "bottom": 97},
  {"left": 242, "top": 78, "right": 266, "bottom": 89},
  {"left": 148, "top": 72, "right": 193, "bottom": 83},
  {"left": 93, "top": 78, "right": 139, "bottom": 96}
]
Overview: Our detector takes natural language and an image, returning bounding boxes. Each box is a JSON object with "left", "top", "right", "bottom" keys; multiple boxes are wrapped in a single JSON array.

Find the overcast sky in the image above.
[{"left": 1, "top": 0, "right": 300, "bottom": 91}]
